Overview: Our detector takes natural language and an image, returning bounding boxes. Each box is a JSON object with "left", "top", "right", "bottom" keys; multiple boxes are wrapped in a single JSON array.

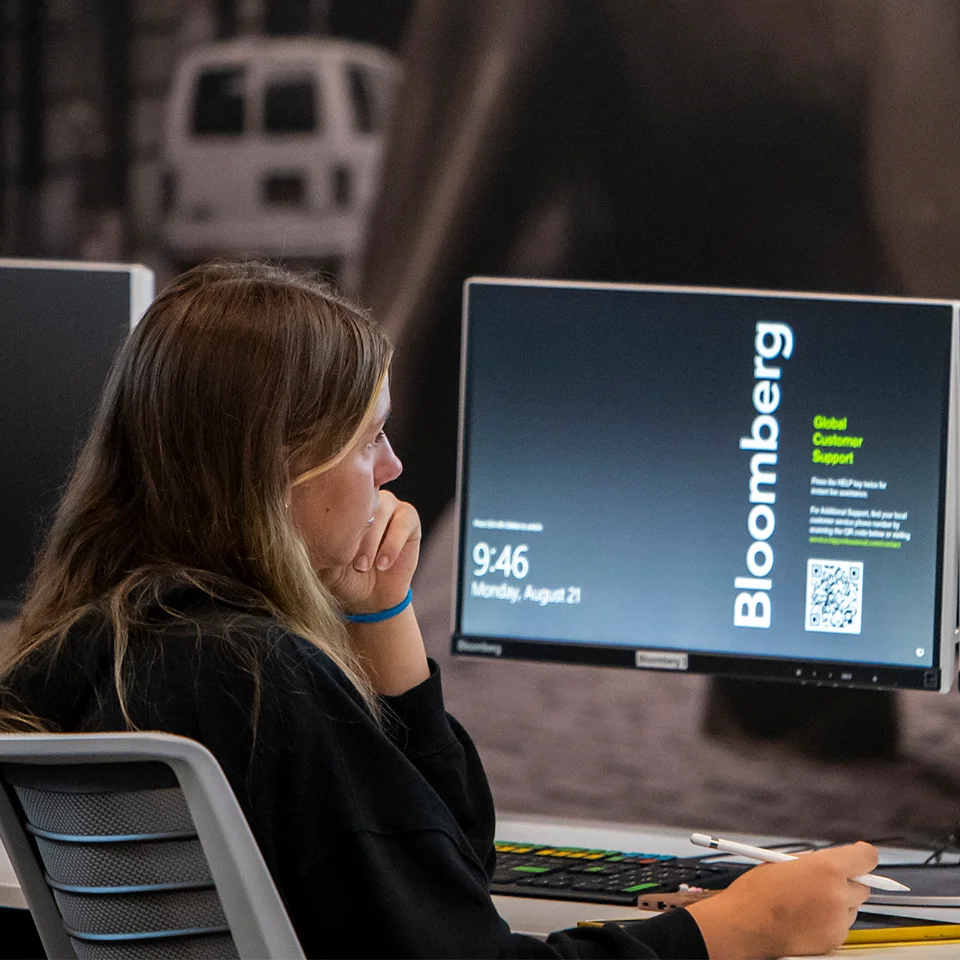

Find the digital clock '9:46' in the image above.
[{"left": 472, "top": 542, "right": 529, "bottom": 579}]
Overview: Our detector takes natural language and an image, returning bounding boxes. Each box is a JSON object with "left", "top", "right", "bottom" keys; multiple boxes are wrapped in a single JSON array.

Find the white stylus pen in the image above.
[{"left": 690, "top": 833, "right": 910, "bottom": 892}]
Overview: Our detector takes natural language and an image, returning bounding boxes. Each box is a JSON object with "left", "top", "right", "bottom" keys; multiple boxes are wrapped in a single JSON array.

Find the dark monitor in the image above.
[
  {"left": 0, "top": 258, "right": 154, "bottom": 619},
  {"left": 453, "top": 279, "right": 959, "bottom": 693}
]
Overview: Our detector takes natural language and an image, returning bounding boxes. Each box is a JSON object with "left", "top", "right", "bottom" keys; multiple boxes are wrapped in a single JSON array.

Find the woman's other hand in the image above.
[{"left": 686, "top": 841, "right": 878, "bottom": 958}]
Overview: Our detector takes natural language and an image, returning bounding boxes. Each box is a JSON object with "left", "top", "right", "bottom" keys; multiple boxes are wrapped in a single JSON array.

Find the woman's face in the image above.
[{"left": 289, "top": 377, "right": 402, "bottom": 569}]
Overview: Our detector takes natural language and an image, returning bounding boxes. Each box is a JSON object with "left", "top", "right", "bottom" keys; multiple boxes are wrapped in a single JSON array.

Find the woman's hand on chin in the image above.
[
  {"left": 322, "top": 491, "right": 428, "bottom": 696},
  {"left": 324, "top": 490, "right": 422, "bottom": 615}
]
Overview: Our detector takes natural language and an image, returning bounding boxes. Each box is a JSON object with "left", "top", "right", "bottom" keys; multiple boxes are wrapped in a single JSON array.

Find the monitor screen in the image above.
[
  {"left": 453, "top": 279, "right": 959, "bottom": 692},
  {"left": 0, "top": 258, "right": 154, "bottom": 619}
]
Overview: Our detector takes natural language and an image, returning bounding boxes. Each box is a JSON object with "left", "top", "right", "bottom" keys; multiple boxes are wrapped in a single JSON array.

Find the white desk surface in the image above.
[
  {"left": 0, "top": 841, "right": 22, "bottom": 910},
  {"left": 494, "top": 813, "right": 960, "bottom": 958},
  {"left": 0, "top": 812, "right": 957, "bottom": 957}
]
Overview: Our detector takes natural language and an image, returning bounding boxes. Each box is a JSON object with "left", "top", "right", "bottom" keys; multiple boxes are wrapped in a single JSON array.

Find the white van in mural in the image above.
[{"left": 160, "top": 38, "right": 399, "bottom": 283}]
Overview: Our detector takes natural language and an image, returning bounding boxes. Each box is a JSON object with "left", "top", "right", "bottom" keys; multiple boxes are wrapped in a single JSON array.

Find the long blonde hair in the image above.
[{"left": 1, "top": 261, "right": 392, "bottom": 726}]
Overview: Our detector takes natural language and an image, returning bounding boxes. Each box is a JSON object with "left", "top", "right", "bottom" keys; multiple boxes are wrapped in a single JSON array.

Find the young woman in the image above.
[{"left": 0, "top": 261, "right": 876, "bottom": 958}]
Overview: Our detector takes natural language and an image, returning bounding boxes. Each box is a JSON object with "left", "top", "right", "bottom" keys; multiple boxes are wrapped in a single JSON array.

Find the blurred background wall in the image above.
[
  {"left": 0, "top": 0, "right": 409, "bottom": 275},
  {"left": 5, "top": 0, "right": 960, "bottom": 842},
  {"left": 356, "top": 0, "right": 960, "bottom": 837}
]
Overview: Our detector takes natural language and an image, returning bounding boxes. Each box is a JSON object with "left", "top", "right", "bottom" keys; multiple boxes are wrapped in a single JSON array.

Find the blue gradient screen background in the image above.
[{"left": 457, "top": 281, "right": 953, "bottom": 669}]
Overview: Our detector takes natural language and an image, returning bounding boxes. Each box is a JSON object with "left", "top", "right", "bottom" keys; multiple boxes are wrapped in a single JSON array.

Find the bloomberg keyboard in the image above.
[{"left": 491, "top": 841, "right": 754, "bottom": 905}]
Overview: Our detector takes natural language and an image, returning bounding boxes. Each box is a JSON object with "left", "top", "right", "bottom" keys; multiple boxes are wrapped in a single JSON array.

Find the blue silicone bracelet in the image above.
[{"left": 344, "top": 588, "right": 413, "bottom": 624}]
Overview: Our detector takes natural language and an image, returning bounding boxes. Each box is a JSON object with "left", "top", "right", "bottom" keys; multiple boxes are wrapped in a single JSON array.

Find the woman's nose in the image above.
[{"left": 376, "top": 439, "right": 402, "bottom": 486}]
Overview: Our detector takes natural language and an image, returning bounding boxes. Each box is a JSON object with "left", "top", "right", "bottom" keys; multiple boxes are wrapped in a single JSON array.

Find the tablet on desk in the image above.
[
  {"left": 865, "top": 865, "right": 960, "bottom": 907},
  {"left": 854, "top": 912, "right": 955, "bottom": 930}
]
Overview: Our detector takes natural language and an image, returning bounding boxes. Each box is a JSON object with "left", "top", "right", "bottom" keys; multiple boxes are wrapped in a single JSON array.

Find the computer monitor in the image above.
[
  {"left": 0, "top": 258, "right": 155, "bottom": 619},
  {"left": 453, "top": 279, "right": 959, "bottom": 693}
]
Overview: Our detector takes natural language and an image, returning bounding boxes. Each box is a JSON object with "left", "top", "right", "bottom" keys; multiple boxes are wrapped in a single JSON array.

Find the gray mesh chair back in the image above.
[{"left": 0, "top": 733, "right": 305, "bottom": 960}]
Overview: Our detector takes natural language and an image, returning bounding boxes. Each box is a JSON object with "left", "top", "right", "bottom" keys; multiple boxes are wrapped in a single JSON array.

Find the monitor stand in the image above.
[{"left": 703, "top": 678, "right": 899, "bottom": 761}]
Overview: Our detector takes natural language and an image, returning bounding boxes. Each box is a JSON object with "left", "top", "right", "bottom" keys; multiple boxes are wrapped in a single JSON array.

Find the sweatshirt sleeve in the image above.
[
  {"left": 24, "top": 603, "right": 711, "bottom": 959},
  {"left": 188, "top": 634, "right": 709, "bottom": 959},
  {"left": 381, "top": 659, "right": 497, "bottom": 877},
  {"left": 286, "top": 827, "right": 709, "bottom": 959}
]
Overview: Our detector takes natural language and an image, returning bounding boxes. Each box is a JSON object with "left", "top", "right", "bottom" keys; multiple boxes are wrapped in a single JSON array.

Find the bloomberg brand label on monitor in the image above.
[
  {"left": 456, "top": 639, "right": 503, "bottom": 658},
  {"left": 635, "top": 650, "right": 689, "bottom": 671},
  {"left": 454, "top": 279, "right": 958, "bottom": 692}
]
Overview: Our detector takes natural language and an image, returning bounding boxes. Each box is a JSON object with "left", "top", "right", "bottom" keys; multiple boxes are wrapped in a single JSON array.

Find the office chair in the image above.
[{"left": 0, "top": 732, "right": 305, "bottom": 959}]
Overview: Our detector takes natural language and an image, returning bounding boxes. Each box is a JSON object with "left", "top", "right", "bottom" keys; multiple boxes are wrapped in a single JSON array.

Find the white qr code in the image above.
[{"left": 804, "top": 559, "right": 863, "bottom": 634}]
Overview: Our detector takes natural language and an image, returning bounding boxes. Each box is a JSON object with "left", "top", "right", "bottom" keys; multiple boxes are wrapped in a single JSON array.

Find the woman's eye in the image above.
[{"left": 368, "top": 430, "right": 387, "bottom": 448}]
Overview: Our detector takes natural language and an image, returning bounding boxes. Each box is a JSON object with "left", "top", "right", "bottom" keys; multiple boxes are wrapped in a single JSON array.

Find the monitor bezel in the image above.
[{"left": 452, "top": 278, "right": 959, "bottom": 694}]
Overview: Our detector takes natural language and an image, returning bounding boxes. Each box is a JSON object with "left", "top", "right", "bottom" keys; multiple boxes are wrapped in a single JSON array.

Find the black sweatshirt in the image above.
[{"left": 6, "top": 587, "right": 708, "bottom": 959}]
